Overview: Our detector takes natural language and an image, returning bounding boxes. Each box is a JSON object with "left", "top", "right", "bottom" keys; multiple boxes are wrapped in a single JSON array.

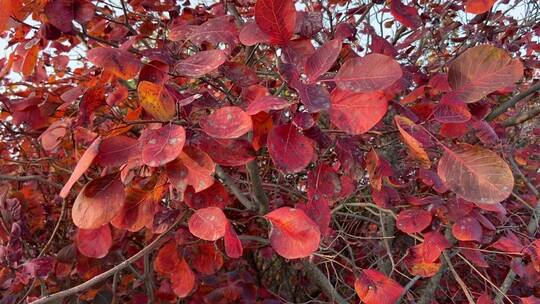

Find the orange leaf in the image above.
[
  {"left": 137, "top": 81, "right": 176, "bottom": 121},
  {"left": 154, "top": 241, "right": 180, "bottom": 276},
  {"left": 437, "top": 144, "right": 514, "bottom": 204},
  {"left": 170, "top": 257, "right": 195, "bottom": 298},
  {"left": 71, "top": 174, "right": 126, "bottom": 229},
  {"left": 265, "top": 207, "right": 321, "bottom": 259},
  {"left": 465, "top": 0, "right": 496, "bottom": 14},
  {"left": 60, "top": 136, "right": 102, "bottom": 198},
  {"left": 448, "top": 45, "right": 523, "bottom": 103},
  {"left": 177, "top": 146, "right": 215, "bottom": 192},
  {"left": 394, "top": 115, "right": 431, "bottom": 168}
]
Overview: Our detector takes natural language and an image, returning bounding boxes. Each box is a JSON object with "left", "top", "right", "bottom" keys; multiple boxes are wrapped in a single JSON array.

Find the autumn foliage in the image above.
[{"left": 0, "top": 0, "right": 539, "bottom": 303}]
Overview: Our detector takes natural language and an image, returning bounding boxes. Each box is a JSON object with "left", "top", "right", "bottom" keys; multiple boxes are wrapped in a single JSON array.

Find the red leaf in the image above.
[
  {"left": 296, "top": 199, "right": 332, "bottom": 236},
  {"left": 329, "top": 89, "right": 388, "bottom": 135},
  {"left": 335, "top": 53, "right": 402, "bottom": 92},
  {"left": 389, "top": 0, "right": 422, "bottom": 29},
  {"left": 170, "top": 257, "right": 195, "bottom": 298},
  {"left": 88, "top": 47, "right": 141, "bottom": 80},
  {"left": 71, "top": 174, "right": 126, "bottom": 229},
  {"left": 404, "top": 244, "right": 442, "bottom": 277},
  {"left": 94, "top": 136, "right": 140, "bottom": 167},
  {"left": 175, "top": 50, "right": 227, "bottom": 77},
  {"left": 448, "top": 45, "right": 523, "bottom": 103},
  {"left": 394, "top": 115, "right": 431, "bottom": 168},
  {"left": 170, "top": 16, "right": 238, "bottom": 47},
  {"left": 193, "top": 134, "right": 255, "bottom": 167},
  {"left": 239, "top": 21, "right": 271, "bottom": 46},
  {"left": 60, "top": 136, "right": 101, "bottom": 198},
  {"left": 188, "top": 207, "right": 228, "bottom": 241},
  {"left": 75, "top": 224, "right": 112, "bottom": 259},
  {"left": 305, "top": 39, "right": 342, "bottom": 83},
  {"left": 246, "top": 96, "right": 290, "bottom": 115},
  {"left": 140, "top": 124, "right": 186, "bottom": 167},
  {"left": 106, "top": 85, "right": 128, "bottom": 106},
  {"left": 491, "top": 232, "right": 524, "bottom": 253},
  {"left": 354, "top": 269, "right": 404, "bottom": 304},
  {"left": 437, "top": 144, "right": 514, "bottom": 204},
  {"left": 465, "top": 0, "right": 496, "bottom": 14},
  {"left": 254, "top": 0, "right": 296, "bottom": 45},
  {"left": 265, "top": 207, "right": 321, "bottom": 259},
  {"left": 396, "top": 209, "right": 432, "bottom": 234},
  {"left": 200, "top": 106, "right": 253, "bottom": 139},
  {"left": 307, "top": 163, "right": 342, "bottom": 204},
  {"left": 154, "top": 241, "right": 180, "bottom": 276},
  {"left": 267, "top": 124, "right": 314, "bottom": 173},
  {"left": 188, "top": 242, "right": 224, "bottom": 275},
  {"left": 40, "top": 119, "right": 69, "bottom": 152},
  {"left": 422, "top": 231, "right": 451, "bottom": 262},
  {"left": 433, "top": 94, "right": 472, "bottom": 123},
  {"left": 184, "top": 183, "right": 230, "bottom": 210},
  {"left": 44, "top": 0, "right": 94, "bottom": 32},
  {"left": 167, "top": 146, "right": 215, "bottom": 193},
  {"left": 452, "top": 216, "right": 483, "bottom": 241},
  {"left": 224, "top": 223, "right": 243, "bottom": 258}
]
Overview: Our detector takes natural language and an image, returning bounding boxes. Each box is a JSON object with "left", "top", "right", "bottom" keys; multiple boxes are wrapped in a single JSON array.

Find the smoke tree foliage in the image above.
[{"left": 0, "top": 0, "right": 539, "bottom": 303}]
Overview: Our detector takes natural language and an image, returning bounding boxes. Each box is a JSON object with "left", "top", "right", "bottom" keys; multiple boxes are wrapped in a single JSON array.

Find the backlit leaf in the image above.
[
  {"left": 265, "top": 207, "right": 321, "bottom": 259},
  {"left": 437, "top": 144, "right": 514, "bottom": 204},
  {"left": 140, "top": 124, "right": 186, "bottom": 167},
  {"left": 329, "top": 89, "right": 388, "bottom": 135},
  {"left": 60, "top": 136, "right": 102, "bottom": 198},
  {"left": 335, "top": 53, "right": 402, "bottom": 92},
  {"left": 188, "top": 207, "right": 228, "bottom": 241},
  {"left": 354, "top": 269, "right": 404, "bottom": 304},
  {"left": 200, "top": 106, "right": 253, "bottom": 139},
  {"left": 305, "top": 39, "right": 342, "bottom": 83},
  {"left": 267, "top": 124, "right": 314, "bottom": 173},
  {"left": 448, "top": 45, "right": 523, "bottom": 103},
  {"left": 88, "top": 47, "right": 141, "bottom": 80},
  {"left": 175, "top": 50, "right": 227, "bottom": 77},
  {"left": 170, "top": 16, "right": 238, "bottom": 47},
  {"left": 255, "top": 0, "right": 296, "bottom": 45},
  {"left": 137, "top": 81, "right": 176, "bottom": 121},
  {"left": 389, "top": 0, "right": 422, "bottom": 29},
  {"left": 75, "top": 225, "right": 112, "bottom": 259},
  {"left": 72, "top": 174, "right": 125, "bottom": 229},
  {"left": 394, "top": 115, "right": 430, "bottom": 168},
  {"left": 465, "top": 0, "right": 496, "bottom": 14}
]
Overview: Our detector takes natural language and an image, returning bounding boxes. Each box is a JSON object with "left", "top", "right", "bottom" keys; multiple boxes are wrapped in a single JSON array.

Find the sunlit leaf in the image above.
[
  {"left": 60, "top": 136, "right": 102, "bottom": 198},
  {"left": 188, "top": 207, "right": 228, "bottom": 241},
  {"left": 437, "top": 144, "right": 514, "bottom": 204},
  {"left": 265, "top": 207, "right": 321, "bottom": 259},
  {"left": 200, "top": 106, "right": 253, "bottom": 139},
  {"left": 254, "top": 0, "right": 296, "bottom": 45},
  {"left": 452, "top": 216, "right": 483, "bottom": 241},
  {"left": 140, "top": 124, "right": 186, "bottom": 167},
  {"left": 448, "top": 45, "right": 523, "bottom": 103},
  {"left": 465, "top": 0, "right": 496, "bottom": 14},
  {"left": 394, "top": 115, "right": 431, "bottom": 168},
  {"left": 88, "top": 47, "right": 141, "bottom": 80},
  {"left": 335, "top": 53, "right": 402, "bottom": 92},
  {"left": 137, "top": 81, "right": 176, "bottom": 121},
  {"left": 71, "top": 174, "right": 125, "bottom": 229},
  {"left": 354, "top": 269, "right": 404, "bottom": 304}
]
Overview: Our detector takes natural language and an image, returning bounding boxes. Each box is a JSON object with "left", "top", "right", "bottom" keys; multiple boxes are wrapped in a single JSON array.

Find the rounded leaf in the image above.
[
  {"left": 255, "top": 0, "right": 296, "bottom": 45},
  {"left": 140, "top": 124, "right": 186, "bottom": 167},
  {"left": 437, "top": 144, "right": 514, "bottom": 204},
  {"left": 267, "top": 124, "right": 314, "bottom": 173},
  {"left": 188, "top": 207, "right": 228, "bottom": 241},
  {"left": 396, "top": 209, "right": 432, "bottom": 234},
  {"left": 75, "top": 225, "right": 112, "bottom": 259},
  {"left": 265, "top": 207, "right": 321, "bottom": 259},
  {"left": 354, "top": 269, "right": 404, "bottom": 304},
  {"left": 452, "top": 216, "right": 483, "bottom": 241},
  {"left": 335, "top": 53, "right": 402, "bottom": 92},
  {"left": 175, "top": 50, "right": 227, "bottom": 78},
  {"left": 72, "top": 174, "right": 126, "bottom": 229},
  {"left": 88, "top": 47, "right": 141, "bottom": 80},
  {"left": 448, "top": 45, "right": 523, "bottom": 103},
  {"left": 200, "top": 106, "right": 253, "bottom": 139},
  {"left": 329, "top": 89, "right": 388, "bottom": 135},
  {"left": 137, "top": 81, "right": 176, "bottom": 121}
]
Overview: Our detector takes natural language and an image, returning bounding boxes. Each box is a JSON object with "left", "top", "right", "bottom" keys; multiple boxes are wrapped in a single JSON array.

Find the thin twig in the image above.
[
  {"left": 215, "top": 165, "right": 256, "bottom": 211},
  {"left": 28, "top": 218, "right": 181, "bottom": 304}
]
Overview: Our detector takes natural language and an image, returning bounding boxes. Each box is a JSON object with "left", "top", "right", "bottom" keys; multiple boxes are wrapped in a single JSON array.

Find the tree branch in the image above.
[
  {"left": 215, "top": 165, "right": 256, "bottom": 211},
  {"left": 486, "top": 81, "right": 540, "bottom": 121},
  {"left": 246, "top": 161, "right": 269, "bottom": 214},
  {"left": 28, "top": 218, "right": 181, "bottom": 304},
  {"left": 302, "top": 261, "right": 348, "bottom": 304},
  {"left": 0, "top": 174, "right": 63, "bottom": 189}
]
